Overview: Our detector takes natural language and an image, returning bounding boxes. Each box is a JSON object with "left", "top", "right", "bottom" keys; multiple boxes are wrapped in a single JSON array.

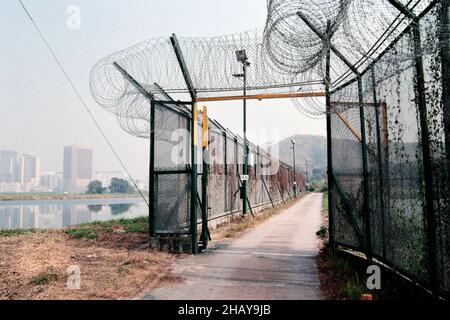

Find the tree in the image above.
[
  {"left": 311, "top": 168, "right": 326, "bottom": 183},
  {"left": 110, "top": 203, "right": 133, "bottom": 215},
  {"left": 86, "top": 180, "right": 106, "bottom": 194},
  {"left": 109, "top": 178, "right": 135, "bottom": 194}
]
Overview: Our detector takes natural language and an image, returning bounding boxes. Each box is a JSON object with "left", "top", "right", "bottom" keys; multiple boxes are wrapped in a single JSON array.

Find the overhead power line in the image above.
[{"left": 16, "top": 0, "right": 149, "bottom": 206}]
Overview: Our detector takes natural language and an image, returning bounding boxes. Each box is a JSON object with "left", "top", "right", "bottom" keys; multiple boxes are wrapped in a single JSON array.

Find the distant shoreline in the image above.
[{"left": 0, "top": 193, "right": 144, "bottom": 202}]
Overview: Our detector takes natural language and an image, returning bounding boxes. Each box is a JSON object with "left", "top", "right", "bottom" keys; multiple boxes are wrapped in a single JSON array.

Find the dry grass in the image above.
[
  {"left": 0, "top": 224, "right": 181, "bottom": 300},
  {"left": 315, "top": 192, "right": 374, "bottom": 300},
  {"left": 0, "top": 196, "right": 306, "bottom": 300}
]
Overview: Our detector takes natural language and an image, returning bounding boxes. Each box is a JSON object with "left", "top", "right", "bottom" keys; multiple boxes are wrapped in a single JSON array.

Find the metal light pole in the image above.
[
  {"left": 305, "top": 157, "right": 309, "bottom": 190},
  {"left": 234, "top": 50, "right": 250, "bottom": 217},
  {"left": 291, "top": 140, "right": 297, "bottom": 197}
]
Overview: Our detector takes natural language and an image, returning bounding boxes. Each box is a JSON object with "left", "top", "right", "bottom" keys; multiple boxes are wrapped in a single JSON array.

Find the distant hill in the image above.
[
  {"left": 269, "top": 135, "right": 327, "bottom": 180},
  {"left": 268, "top": 136, "right": 427, "bottom": 183}
]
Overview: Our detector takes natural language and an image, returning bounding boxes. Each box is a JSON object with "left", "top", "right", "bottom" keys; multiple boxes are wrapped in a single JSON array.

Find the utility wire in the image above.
[{"left": 17, "top": 0, "right": 149, "bottom": 207}]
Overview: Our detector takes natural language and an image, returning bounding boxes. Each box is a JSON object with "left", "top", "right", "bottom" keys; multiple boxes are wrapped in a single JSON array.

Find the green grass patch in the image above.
[
  {"left": 342, "top": 275, "right": 369, "bottom": 300},
  {"left": 0, "top": 216, "right": 149, "bottom": 240},
  {"left": 65, "top": 228, "right": 99, "bottom": 240},
  {"left": 322, "top": 192, "right": 328, "bottom": 213},
  {"left": 316, "top": 192, "right": 329, "bottom": 241},
  {"left": 323, "top": 248, "right": 378, "bottom": 300},
  {"left": 65, "top": 216, "right": 149, "bottom": 239},
  {"left": 0, "top": 229, "right": 37, "bottom": 237},
  {"left": 85, "top": 216, "right": 149, "bottom": 233},
  {"left": 28, "top": 268, "right": 61, "bottom": 286}
]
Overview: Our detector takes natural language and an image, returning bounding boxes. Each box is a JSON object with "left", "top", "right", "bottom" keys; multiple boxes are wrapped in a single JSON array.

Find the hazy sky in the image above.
[{"left": 0, "top": 0, "right": 326, "bottom": 180}]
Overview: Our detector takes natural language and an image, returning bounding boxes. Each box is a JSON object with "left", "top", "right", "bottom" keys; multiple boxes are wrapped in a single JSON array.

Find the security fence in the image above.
[
  {"left": 148, "top": 99, "right": 305, "bottom": 252},
  {"left": 327, "top": 1, "right": 450, "bottom": 297},
  {"left": 92, "top": 38, "right": 305, "bottom": 255},
  {"left": 90, "top": 0, "right": 449, "bottom": 297}
]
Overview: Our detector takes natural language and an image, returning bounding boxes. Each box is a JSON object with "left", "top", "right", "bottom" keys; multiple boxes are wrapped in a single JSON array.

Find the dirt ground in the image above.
[
  {"left": 0, "top": 197, "right": 304, "bottom": 300},
  {"left": 0, "top": 229, "right": 181, "bottom": 300}
]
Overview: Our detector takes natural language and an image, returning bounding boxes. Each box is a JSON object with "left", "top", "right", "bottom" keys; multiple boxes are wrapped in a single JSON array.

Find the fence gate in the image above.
[{"left": 149, "top": 100, "right": 199, "bottom": 253}]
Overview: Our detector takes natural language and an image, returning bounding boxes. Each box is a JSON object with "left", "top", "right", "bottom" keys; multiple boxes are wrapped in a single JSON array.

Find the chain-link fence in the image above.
[
  {"left": 150, "top": 100, "right": 305, "bottom": 248},
  {"left": 89, "top": 0, "right": 448, "bottom": 292},
  {"left": 207, "top": 119, "right": 304, "bottom": 224},
  {"left": 150, "top": 102, "right": 191, "bottom": 234},
  {"left": 328, "top": 2, "right": 450, "bottom": 297}
]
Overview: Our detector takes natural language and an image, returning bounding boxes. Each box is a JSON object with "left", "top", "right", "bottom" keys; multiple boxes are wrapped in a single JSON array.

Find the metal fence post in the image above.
[
  {"left": 242, "top": 64, "right": 249, "bottom": 218},
  {"left": 190, "top": 104, "right": 199, "bottom": 254},
  {"left": 358, "top": 76, "right": 373, "bottom": 261},
  {"left": 193, "top": 104, "right": 199, "bottom": 254},
  {"left": 371, "top": 67, "right": 387, "bottom": 258},
  {"left": 325, "top": 21, "right": 335, "bottom": 247},
  {"left": 412, "top": 23, "right": 438, "bottom": 293},
  {"left": 224, "top": 132, "right": 228, "bottom": 213},
  {"left": 201, "top": 106, "right": 209, "bottom": 249},
  {"left": 170, "top": 34, "right": 199, "bottom": 254},
  {"left": 149, "top": 99, "right": 156, "bottom": 237},
  {"left": 234, "top": 137, "right": 239, "bottom": 211},
  {"left": 441, "top": 0, "right": 450, "bottom": 174}
]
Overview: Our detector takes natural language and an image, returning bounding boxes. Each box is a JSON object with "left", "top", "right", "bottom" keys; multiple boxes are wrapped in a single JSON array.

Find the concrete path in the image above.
[{"left": 144, "top": 193, "right": 325, "bottom": 300}]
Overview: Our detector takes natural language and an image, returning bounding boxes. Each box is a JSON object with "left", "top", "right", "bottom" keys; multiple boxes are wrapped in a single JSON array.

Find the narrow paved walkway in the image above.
[{"left": 145, "top": 193, "right": 324, "bottom": 300}]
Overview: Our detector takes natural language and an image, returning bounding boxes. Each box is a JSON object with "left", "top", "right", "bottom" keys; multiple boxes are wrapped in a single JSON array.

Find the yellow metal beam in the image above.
[
  {"left": 202, "top": 106, "right": 209, "bottom": 148},
  {"left": 331, "top": 106, "right": 362, "bottom": 142},
  {"left": 194, "top": 91, "right": 326, "bottom": 103}
]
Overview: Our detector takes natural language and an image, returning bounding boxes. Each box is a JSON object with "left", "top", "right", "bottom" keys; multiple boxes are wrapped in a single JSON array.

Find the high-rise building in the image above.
[
  {"left": 39, "top": 171, "right": 63, "bottom": 192},
  {"left": 0, "top": 150, "right": 18, "bottom": 183},
  {"left": 63, "top": 146, "right": 93, "bottom": 193},
  {"left": 18, "top": 153, "right": 40, "bottom": 188},
  {"left": 0, "top": 182, "right": 21, "bottom": 193}
]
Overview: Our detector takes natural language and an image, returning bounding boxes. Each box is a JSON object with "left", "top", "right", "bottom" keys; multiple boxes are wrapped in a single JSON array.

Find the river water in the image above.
[{"left": 0, "top": 198, "right": 148, "bottom": 231}]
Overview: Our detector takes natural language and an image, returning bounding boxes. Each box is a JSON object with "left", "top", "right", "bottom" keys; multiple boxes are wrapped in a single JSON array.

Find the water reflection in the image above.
[
  {"left": 87, "top": 203, "right": 135, "bottom": 215},
  {"left": 110, "top": 203, "right": 133, "bottom": 215},
  {"left": 87, "top": 204, "right": 103, "bottom": 213},
  {"left": 0, "top": 199, "right": 146, "bottom": 230}
]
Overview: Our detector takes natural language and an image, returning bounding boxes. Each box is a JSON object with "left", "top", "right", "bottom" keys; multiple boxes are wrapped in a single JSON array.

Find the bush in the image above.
[
  {"left": 316, "top": 226, "right": 328, "bottom": 239},
  {"left": 109, "top": 178, "right": 135, "bottom": 194},
  {"left": 86, "top": 180, "right": 106, "bottom": 194}
]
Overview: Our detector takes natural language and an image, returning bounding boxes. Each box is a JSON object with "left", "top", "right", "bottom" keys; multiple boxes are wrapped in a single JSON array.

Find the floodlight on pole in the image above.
[
  {"left": 235, "top": 49, "right": 250, "bottom": 217},
  {"left": 305, "top": 157, "right": 309, "bottom": 190},
  {"left": 291, "top": 140, "right": 297, "bottom": 197},
  {"left": 235, "top": 50, "right": 248, "bottom": 64}
]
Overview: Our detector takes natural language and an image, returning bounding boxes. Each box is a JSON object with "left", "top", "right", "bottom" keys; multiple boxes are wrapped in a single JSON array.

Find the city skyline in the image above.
[
  {"left": 0, "top": 146, "right": 135, "bottom": 193},
  {"left": 0, "top": 0, "right": 326, "bottom": 183},
  {"left": 0, "top": 146, "right": 134, "bottom": 174}
]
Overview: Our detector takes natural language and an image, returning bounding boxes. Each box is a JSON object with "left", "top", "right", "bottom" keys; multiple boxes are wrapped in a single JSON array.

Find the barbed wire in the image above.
[
  {"left": 265, "top": 0, "right": 449, "bottom": 117},
  {"left": 90, "top": 0, "right": 449, "bottom": 133}
]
